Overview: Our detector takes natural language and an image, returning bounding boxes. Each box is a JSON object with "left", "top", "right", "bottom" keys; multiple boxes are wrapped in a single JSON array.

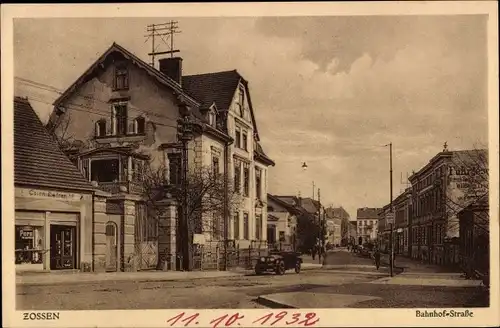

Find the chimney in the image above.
[{"left": 159, "top": 57, "right": 183, "bottom": 85}]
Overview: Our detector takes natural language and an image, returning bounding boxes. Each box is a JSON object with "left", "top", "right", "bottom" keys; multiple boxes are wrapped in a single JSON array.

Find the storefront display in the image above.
[{"left": 15, "top": 225, "right": 44, "bottom": 265}]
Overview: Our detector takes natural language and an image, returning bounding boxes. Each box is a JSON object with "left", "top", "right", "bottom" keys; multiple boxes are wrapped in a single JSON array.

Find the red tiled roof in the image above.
[
  {"left": 14, "top": 97, "right": 93, "bottom": 192},
  {"left": 182, "top": 70, "right": 241, "bottom": 110}
]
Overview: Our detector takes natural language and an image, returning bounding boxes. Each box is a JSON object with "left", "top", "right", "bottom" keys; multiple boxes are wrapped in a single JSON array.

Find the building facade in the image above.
[
  {"left": 356, "top": 207, "right": 381, "bottom": 244},
  {"left": 45, "top": 43, "right": 274, "bottom": 269},
  {"left": 266, "top": 194, "right": 300, "bottom": 250},
  {"left": 393, "top": 188, "right": 412, "bottom": 257},
  {"left": 325, "top": 207, "right": 348, "bottom": 246},
  {"left": 408, "top": 147, "right": 488, "bottom": 266},
  {"left": 14, "top": 97, "right": 94, "bottom": 272}
]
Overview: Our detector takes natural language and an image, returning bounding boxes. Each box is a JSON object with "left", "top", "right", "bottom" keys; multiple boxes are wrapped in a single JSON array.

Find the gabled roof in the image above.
[
  {"left": 300, "top": 197, "right": 321, "bottom": 215},
  {"left": 14, "top": 97, "right": 93, "bottom": 192},
  {"left": 357, "top": 207, "right": 382, "bottom": 219},
  {"left": 182, "top": 70, "right": 241, "bottom": 111},
  {"left": 325, "top": 207, "right": 350, "bottom": 219},
  {"left": 183, "top": 69, "right": 261, "bottom": 141},
  {"left": 53, "top": 42, "right": 200, "bottom": 109},
  {"left": 268, "top": 194, "right": 302, "bottom": 215}
]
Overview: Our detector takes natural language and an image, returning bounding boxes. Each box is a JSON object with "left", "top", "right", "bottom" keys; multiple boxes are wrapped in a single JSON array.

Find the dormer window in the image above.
[
  {"left": 238, "top": 85, "right": 245, "bottom": 117},
  {"left": 95, "top": 120, "right": 106, "bottom": 137},
  {"left": 134, "top": 116, "right": 145, "bottom": 134},
  {"left": 114, "top": 64, "right": 129, "bottom": 90}
]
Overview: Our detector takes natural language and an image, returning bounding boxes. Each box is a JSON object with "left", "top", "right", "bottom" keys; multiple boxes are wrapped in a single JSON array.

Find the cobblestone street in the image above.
[{"left": 16, "top": 250, "right": 488, "bottom": 310}]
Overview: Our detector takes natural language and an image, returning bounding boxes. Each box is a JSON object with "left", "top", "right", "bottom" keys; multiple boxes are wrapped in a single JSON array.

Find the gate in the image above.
[{"left": 135, "top": 203, "right": 158, "bottom": 270}]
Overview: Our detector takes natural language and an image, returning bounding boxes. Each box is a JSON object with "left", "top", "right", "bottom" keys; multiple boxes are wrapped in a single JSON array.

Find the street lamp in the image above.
[{"left": 302, "top": 162, "right": 308, "bottom": 171}]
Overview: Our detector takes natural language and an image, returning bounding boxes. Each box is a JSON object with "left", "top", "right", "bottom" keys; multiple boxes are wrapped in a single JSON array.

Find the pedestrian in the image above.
[
  {"left": 373, "top": 247, "right": 381, "bottom": 270},
  {"left": 311, "top": 246, "right": 316, "bottom": 260}
]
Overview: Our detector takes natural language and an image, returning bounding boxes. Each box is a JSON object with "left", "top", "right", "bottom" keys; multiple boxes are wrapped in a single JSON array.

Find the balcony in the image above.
[{"left": 96, "top": 181, "right": 143, "bottom": 195}]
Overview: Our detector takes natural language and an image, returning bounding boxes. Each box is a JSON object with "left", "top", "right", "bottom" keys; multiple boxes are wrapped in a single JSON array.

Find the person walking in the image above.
[
  {"left": 311, "top": 246, "right": 316, "bottom": 260},
  {"left": 373, "top": 247, "right": 381, "bottom": 270}
]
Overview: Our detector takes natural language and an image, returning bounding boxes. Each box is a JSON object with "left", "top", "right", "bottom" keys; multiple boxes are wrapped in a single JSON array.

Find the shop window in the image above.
[
  {"left": 15, "top": 225, "right": 44, "bottom": 265},
  {"left": 91, "top": 159, "right": 119, "bottom": 183}
]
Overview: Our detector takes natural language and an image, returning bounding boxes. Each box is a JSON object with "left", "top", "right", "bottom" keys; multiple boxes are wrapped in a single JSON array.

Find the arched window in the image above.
[
  {"left": 95, "top": 120, "right": 106, "bottom": 137},
  {"left": 134, "top": 116, "right": 145, "bottom": 134},
  {"left": 105, "top": 222, "right": 118, "bottom": 246}
]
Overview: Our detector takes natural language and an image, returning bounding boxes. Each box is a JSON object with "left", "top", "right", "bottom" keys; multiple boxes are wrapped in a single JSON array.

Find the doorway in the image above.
[
  {"left": 105, "top": 222, "right": 118, "bottom": 272},
  {"left": 50, "top": 225, "right": 76, "bottom": 270}
]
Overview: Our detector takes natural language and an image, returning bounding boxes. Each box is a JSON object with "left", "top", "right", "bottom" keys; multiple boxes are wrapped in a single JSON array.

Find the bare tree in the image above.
[
  {"left": 444, "top": 146, "right": 489, "bottom": 233},
  {"left": 141, "top": 161, "right": 242, "bottom": 269}
]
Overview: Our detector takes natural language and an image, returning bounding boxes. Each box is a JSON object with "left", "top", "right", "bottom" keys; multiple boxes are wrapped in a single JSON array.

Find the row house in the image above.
[
  {"left": 356, "top": 207, "right": 381, "bottom": 245},
  {"left": 378, "top": 204, "right": 390, "bottom": 252},
  {"left": 393, "top": 188, "right": 412, "bottom": 256},
  {"left": 408, "top": 146, "right": 487, "bottom": 266},
  {"left": 45, "top": 42, "right": 274, "bottom": 270},
  {"left": 378, "top": 144, "right": 488, "bottom": 267}
]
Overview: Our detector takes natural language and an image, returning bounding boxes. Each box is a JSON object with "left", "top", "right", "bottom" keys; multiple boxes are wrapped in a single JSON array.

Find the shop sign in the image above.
[
  {"left": 16, "top": 188, "right": 86, "bottom": 201},
  {"left": 20, "top": 226, "right": 34, "bottom": 239}
]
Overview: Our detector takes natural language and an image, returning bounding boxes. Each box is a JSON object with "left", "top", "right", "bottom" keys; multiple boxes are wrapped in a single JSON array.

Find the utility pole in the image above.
[
  {"left": 312, "top": 181, "right": 316, "bottom": 201},
  {"left": 145, "top": 21, "right": 181, "bottom": 67},
  {"left": 318, "top": 188, "right": 322, "bottom": 264},
  {"left": 177, "top": 112, "right": 193, "bottom": 271},
  {"left": 389, "top": 142, "right": 394, "bottom": 277}
]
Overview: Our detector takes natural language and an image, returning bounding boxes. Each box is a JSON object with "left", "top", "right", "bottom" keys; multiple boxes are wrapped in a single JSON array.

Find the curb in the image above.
[{"left": 256, "top": 296, "right": 296, "bottom": 309}]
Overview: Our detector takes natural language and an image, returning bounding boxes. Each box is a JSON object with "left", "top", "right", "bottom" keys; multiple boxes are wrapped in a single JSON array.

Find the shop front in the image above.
[{"left": 15, "top": 187, "right": 93, "bottom": 272}]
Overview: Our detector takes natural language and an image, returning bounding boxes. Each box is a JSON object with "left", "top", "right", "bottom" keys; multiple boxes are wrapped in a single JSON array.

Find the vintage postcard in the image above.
[{"left": 1, "top": 2, "right": 499, "bottom": 327}]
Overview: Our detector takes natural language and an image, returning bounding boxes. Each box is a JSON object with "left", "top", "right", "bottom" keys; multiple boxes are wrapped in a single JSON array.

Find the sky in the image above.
[{"left": 13, "top": 15, "right": 489, "bottom": 219}]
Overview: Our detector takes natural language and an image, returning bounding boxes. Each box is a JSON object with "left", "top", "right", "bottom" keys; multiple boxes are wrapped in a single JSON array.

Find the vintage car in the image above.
[{"left": 254, "top": 251, "right": 303, "bottom": 275}]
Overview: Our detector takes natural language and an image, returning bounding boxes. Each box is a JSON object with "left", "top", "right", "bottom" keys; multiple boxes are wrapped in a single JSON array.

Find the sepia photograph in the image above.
[{"left": 2, "top": 2, "right": 499, "bottom": 328}]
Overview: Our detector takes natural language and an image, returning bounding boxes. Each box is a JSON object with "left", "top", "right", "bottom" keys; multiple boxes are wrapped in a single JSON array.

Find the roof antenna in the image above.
[{"left": 144, "top": 20, "right": 182, "bottom": 68}]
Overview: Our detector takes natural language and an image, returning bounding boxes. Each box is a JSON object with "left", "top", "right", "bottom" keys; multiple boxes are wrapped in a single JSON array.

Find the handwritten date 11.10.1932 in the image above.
[{"left": 166, "top": 311, "right": 320, "bottom": 327}]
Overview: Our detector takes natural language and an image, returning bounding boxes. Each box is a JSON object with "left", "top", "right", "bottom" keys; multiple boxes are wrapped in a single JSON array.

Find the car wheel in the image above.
[
  {"left": 295, "top": 261, "right": 301, "bottom": 274},
  {"left": 276, "top": 261, "right": 285, "bottom": 275}
]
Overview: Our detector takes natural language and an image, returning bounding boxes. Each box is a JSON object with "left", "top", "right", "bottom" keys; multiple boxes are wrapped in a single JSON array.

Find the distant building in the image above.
[
  {"left": 266, "top": 194, "right": 301, "bottom": 250},
  {"left": 356, "top": 207, "right": 381, "bottom": 244},
  {"left": 325, "top": 207, "right": 349, "bottom": 246}
]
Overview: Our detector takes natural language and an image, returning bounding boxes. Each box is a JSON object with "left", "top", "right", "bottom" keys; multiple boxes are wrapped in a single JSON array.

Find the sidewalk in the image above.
[
  {"left": 16, "top": 269, "right": 248, "bottom": 287},
  {"left": 17, "top": 262, "right": 321, "bottom": 287},
  {"left": 372, "top": 254, "right": 483, "bottom": 287}
]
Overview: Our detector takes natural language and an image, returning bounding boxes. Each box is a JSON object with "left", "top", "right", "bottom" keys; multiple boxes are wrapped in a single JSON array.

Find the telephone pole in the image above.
[
  {"left": 144, "top": 21, "right": 182, "bottom": 67},
  {"left": 318, "top": 188, "right": 323, "bottom": 264},
  {"left": 389, "top": 142, "right": 394, "bottom": 277}
]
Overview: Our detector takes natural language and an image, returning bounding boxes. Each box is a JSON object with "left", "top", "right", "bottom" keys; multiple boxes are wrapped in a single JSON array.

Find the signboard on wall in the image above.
[
  {"left": 386, "top": 213, "right": 395, "bottom": 225},
  {"left": 15, "top": 188, "right": 88, "bottom": 201}
]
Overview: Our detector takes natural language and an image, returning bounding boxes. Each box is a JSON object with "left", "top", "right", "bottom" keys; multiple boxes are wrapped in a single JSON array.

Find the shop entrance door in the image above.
[{"left": 50, "top": 225, "right": 76, "bottom": 270}]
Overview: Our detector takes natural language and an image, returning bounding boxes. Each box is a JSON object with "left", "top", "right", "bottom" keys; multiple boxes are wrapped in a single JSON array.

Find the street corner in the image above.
[{"left": 257, "top": 292, "right": 383, "bottom": 308}]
